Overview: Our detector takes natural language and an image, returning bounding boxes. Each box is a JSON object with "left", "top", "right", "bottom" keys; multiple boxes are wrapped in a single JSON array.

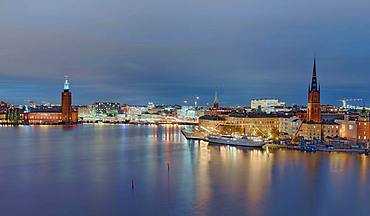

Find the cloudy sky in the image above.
[{"left": 0, "top": 0, "right": 369, "bottom": 106}]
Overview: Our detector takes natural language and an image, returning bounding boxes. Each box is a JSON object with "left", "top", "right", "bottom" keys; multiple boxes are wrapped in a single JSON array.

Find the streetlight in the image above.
[{"left": 195, "top": 96, "right": 200, "bottom": 107}]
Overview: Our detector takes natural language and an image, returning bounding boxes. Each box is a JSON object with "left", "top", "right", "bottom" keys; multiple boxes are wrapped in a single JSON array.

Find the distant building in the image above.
[
  {"left": 94, "top": 102, "right": 120, "bottom": 116},
  {"left": 251, "top": 98, "right": 285, "bottom": 113},
  {"left": 298, "top": 59, "right": 340, "bottom": 142},
  {"left": 307, "top": 59, "right": 321, "bottom": 122},
  {"left": 178, "top": 106, "right": 196, "bottom": 118},
  {"left": 335, "top": 115, "right": 358, "bottom": 144},
  {"left": 61, "top": 77, "right": 73, "bottom": 123},
  {"left": 78, "top": 105, "right": 96, "bottom": 120},
  {"left": 24, "top": 77, "right": 78, "bottom": 125}
]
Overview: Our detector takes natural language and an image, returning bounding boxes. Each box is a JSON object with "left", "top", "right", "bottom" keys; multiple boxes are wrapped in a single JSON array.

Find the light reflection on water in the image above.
[{"left": 0, "top": 125, "right": 368, "bottom": 216}]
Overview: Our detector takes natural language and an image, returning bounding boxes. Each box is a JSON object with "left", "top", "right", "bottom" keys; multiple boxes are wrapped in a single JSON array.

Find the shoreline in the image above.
[{"left": 181, "top": 128, "right": 369, "bottom": 155}]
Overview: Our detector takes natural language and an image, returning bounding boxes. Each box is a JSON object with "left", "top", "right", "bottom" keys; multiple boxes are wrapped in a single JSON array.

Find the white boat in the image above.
[{"left": 207, "top": 135, "right": 266, "bottom": 148}]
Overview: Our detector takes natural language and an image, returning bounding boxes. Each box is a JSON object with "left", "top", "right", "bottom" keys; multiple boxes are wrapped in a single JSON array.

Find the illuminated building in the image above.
[
  {"left": 94, "top": 102, "right": 120, "bottom": 116},
  {"left": 356, "top": 111, "right": 370, "bottom": 143},
  {"left": 61, "top": 77, "right": 73, "bottom": 123},
  {"left": 24, "top": 77, "right": 78, "bottom": 125},
  {"left": 251, "top": 98, "right": 285, "bottom": 113},
  {"left": 336, "top": 115, "right": 358, "bottom": 144},
  {"left": 77, "top": 105, "right": 96, "bottom": 121},
  {"left": 296, "top": 59, "right": 339, "bottom": 142},
  {"left": 307, "top": 58, "right": 321, "bottom": 123}
]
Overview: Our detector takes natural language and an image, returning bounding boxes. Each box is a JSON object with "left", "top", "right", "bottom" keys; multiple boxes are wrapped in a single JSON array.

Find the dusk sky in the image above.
[{"left": 0, "top": 0, "right": 369, "bottom": 106}]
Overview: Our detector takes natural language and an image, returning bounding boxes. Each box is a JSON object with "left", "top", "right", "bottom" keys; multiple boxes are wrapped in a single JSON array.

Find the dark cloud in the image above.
[{"left": 0, "top": 0, "right": 369, "bottom": 105}]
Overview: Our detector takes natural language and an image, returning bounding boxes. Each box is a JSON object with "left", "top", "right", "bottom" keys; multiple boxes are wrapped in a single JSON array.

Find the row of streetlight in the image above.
[{"left": 183, "top": 96, "right": 200, "bottom": 107}]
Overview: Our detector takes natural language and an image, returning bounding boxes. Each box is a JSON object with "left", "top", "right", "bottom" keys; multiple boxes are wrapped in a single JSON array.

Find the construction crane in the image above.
[{"left": 337, "top": 98, "right": 363, "bottom": 109}]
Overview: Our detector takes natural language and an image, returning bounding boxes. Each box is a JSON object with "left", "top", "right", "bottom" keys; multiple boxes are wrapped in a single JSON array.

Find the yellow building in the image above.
[{"left": 298, "top": 122, "right": 339, "bottom": 141}]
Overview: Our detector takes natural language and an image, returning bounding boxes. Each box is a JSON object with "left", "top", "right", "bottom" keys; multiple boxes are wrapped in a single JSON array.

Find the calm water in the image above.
[{"left": 0, "top": 125, "right": 368, "bottom": 216}]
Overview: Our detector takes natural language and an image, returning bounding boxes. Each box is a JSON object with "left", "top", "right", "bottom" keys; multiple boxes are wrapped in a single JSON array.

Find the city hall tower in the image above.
[{"left": 61, "top": 76, "right": 72, "bottom": 123}]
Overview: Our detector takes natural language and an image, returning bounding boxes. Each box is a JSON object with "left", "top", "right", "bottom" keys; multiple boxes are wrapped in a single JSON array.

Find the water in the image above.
[{"left": 0, "top": 125, "right": 368, "bottom": 216}]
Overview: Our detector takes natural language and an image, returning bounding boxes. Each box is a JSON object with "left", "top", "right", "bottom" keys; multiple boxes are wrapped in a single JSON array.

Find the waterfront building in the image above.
[
  {"left": 24, "top": 78, "right": 78, "bottom": 125},
  {"left": 299, "top": 122, "right": 322, "bottom": 140},
  {"left": 299, "top": 122, "right": 340, "bottom": 141},
  {"left": 198, "top": 115, "right": 226, "bottom": 134},
  {"left": 77, "top": 105, "right": 96, "bottom": 121},
  {"left": 94, "top": 102, "right": 121, "bottom": 116},
  {"left": 356, "top": 111, "right": 370, "bottom": 144},
  {"left": 203, "top": 113, "right": 282, "bottom": 138},
  {"left": 61, "top": 77, "right": 73, "bottom": 123},
  {"left": 322, "top": 123, "right": 340, "bottom": 141},
  {"left": 335, "top": 115, "right": 358, "bottom": 144}
]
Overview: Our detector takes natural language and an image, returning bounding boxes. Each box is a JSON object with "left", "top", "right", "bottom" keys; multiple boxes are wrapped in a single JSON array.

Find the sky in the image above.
[{"left": 0, "top": 0, "right": 369, "bottom": 106}]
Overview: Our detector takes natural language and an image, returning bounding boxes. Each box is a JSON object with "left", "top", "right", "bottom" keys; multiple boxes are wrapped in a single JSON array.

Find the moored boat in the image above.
[{"left": 207, "top": 135, "right": 266, "bottom": 148}]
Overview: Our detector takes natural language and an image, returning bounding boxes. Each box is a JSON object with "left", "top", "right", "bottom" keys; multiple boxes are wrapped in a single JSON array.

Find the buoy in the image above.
[
  {"left": 167, "top": 163, "right": 170, "bottom": 172},
  {"left": 131, "top": 179, "right": 135, "bottom": 190}
]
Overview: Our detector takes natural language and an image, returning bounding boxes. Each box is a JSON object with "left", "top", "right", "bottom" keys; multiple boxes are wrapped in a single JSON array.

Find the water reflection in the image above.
[{"left": 0, "top": 125, "right": 368, "bottom": 216}]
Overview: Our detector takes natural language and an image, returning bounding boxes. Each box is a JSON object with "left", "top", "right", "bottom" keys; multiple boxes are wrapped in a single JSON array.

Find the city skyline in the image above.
[
  {"left": 1, "top": 0, "right": 370, "bottom": 105},
  {"left": 0, "top": 58, "right": 368, "bottom": 107}
]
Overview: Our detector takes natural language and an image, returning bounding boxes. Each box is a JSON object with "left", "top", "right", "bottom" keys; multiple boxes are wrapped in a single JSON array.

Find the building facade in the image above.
[{"left": 251, "top": 98, "right": 285, "bottom": 113}]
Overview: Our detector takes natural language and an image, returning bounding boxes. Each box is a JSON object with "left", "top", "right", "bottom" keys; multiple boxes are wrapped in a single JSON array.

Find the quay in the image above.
[{"left": 182, "top": 128, "right": 369, "bottom": 155}]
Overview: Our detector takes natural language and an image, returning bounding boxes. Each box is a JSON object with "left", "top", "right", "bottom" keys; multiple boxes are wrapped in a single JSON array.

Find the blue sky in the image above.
[{"left": 0, "top": 0, "right": 369, "bottom": 106}]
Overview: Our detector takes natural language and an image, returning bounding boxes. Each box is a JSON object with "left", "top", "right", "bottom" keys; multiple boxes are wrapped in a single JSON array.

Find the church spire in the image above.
[
  {"left": 310, "top": 58, "right": 318, "bottom": 92},
  {"left": 213, "top": 90, "right": 219, "bottom": 109}
]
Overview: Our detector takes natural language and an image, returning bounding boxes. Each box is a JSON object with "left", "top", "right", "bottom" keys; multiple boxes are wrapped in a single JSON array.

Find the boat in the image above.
[{"left": 207, "top": 134, "right": 266, "bottom": 148}]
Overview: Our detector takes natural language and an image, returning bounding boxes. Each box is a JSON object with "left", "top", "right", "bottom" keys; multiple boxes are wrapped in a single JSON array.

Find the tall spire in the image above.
[
  {"left": 213, "top": 91, "right": 218, "bottom": 104},
  {"left": 310, "top": 58, "right": 318, "bottom": 92},
  {"left": 213, "top": 90, "right": 219, "bottom": 109}
]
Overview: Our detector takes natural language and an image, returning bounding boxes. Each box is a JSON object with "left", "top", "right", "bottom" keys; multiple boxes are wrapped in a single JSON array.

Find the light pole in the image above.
[{"left": 195, "top": 96, "right": 199, "bottom": 108}]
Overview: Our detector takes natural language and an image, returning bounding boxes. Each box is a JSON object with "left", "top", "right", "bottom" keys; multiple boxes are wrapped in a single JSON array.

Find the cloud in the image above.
[{"left": 0, "top": 0, "right": 369, "bottom": 105}]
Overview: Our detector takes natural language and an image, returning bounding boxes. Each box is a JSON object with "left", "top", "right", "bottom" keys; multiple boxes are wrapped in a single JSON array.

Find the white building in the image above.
[
  {"left": 251, "top": 98, "right": 286, "bottom": 113},
  {"left": 178, "top": 106, "right": 196, "bottom": 118}
]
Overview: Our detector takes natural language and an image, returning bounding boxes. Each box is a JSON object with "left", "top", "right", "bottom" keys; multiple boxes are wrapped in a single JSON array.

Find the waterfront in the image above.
[{"left": 0, "top": 125, "right": 369, "bottom": 216}]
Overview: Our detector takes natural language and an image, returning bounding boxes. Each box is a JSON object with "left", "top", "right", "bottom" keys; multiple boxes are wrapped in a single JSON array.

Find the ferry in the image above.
[{"left": 207, "top": 135, "right": 266, "bottom": 148}]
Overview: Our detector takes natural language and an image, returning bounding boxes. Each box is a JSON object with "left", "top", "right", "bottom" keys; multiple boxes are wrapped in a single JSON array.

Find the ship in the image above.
[{"left": 207, "top": 135, "right": 266, "bottom": 148}]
